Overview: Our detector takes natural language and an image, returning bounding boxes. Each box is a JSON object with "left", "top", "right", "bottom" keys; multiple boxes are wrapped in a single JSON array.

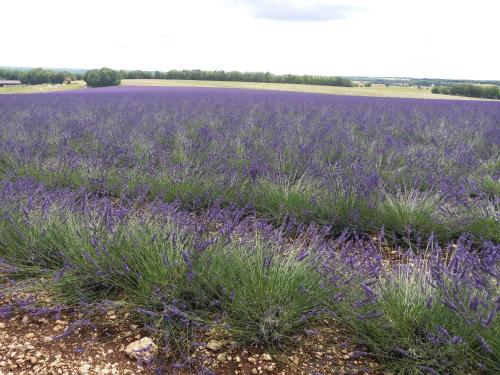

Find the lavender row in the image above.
[
  {"left": 0, "top": 178, "right": 498, "bottom": 373},
  {"left": 0, "top": 87, "right": 498, "bottom": 241}
]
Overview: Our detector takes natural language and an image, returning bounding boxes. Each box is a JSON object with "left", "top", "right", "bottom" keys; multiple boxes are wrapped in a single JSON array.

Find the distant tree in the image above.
[
  {"left": 118, "top": 68, "right": 354, "bottom": 87},
  {"left": 21, "top": 68, "right": 52, "bottom": 84},
  {"left": 63, "top": 71, "right": 77, "bottom": 82},
  {"left": 84, "top": 68, "right": 121, "bottom": 87},
  {"left": 483, "top": 85, "right": 500, "bottom": 99},
  {"left": 0, "top": 69, "right": 23, "bottom": 80},
  {"left": 0, "top": 68, "right": 75, "bottom": 84},
  {"left": 431, "top": 83, "right": 499, "bottom": 99},
  {"left": 50, "top": 71, "right": 67, "bottom": 84}
]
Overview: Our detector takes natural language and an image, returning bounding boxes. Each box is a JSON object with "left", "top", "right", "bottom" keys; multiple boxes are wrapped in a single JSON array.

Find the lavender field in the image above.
[
  {"left": 1, "top": 87, "right": 499, "bottom": 241},
  {"left": 1, "top": 87, "right": 499, "bottom": 374}
]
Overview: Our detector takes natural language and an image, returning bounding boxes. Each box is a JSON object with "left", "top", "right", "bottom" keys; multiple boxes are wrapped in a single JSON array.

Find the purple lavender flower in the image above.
[
  {"left": 476, "top": 335, "right": 493, "bottom": 353},
  {"left": 451, "top": 336, "right": 463, "bottom": 345},
  {"left": 426, "top": 296, "right": 433, "bottom": 309},
  {"left": 419, "top": 366, "right": 439, "bottom": 375}
]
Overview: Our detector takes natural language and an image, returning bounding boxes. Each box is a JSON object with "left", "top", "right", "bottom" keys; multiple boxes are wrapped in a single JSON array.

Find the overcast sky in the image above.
[{"left": 2, "top": 0, "right": 499, "bottom": 79}]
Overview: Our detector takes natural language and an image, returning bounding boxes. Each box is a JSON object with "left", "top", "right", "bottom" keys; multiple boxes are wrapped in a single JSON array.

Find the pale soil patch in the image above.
[
  {"left": 0, "top": 81, "right": 86, "bottom": 95},
  {"left": 123, "top": 79, "right": 487, "bottom": 100},
  {"left": 0, "top": 275, "right": 381, "bottom": 375}
]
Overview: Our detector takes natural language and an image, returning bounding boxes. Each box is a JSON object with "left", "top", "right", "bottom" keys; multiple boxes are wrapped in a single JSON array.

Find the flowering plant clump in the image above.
[{"left": 328, "top": 235, "right": 499, "bottom": 373}]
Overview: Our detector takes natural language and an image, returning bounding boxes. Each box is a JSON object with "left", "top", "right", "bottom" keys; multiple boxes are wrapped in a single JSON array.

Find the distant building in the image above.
[{"left": 0, "top": 80, "right": 22, "bottom": 87}]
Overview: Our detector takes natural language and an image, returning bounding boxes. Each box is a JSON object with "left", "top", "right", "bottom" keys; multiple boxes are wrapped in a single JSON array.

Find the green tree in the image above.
[
  {"left": 22, "top": 68, "right": 52, "bottom": 85},
  {"left": 84, "top": 68, "right": 121, "bottom": 87},
  {"left": 50, "top": 71, "right": 67, "bottom": 84}
]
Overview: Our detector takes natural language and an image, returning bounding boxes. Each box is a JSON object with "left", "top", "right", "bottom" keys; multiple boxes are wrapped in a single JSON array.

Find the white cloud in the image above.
[
  {"left": 1, "top": 0, "right": 499, "bottom": 80},
  {"left": 234, "top": 0, "right": 363, "bottom": 21}
]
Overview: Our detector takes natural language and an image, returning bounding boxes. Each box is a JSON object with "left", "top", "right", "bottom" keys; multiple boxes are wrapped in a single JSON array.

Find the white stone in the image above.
[
  {"left": 206, "top": 339, "right": 225, "bottom": 351},
  {"left": 79, "top": 363, "right": 91, "bottom": 374},
  {"left": 125, "top": 337, "right": 158, "bottom": 362},
  {"left": 261, "top": 353, "right": 272, "bottom": 361}
]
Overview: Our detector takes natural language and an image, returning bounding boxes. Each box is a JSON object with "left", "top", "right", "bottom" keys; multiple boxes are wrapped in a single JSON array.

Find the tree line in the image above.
[
  {"left": 431, "top": 84, "right": 500, "bottom": 99},
  {"left": 347, "top": 76, "right": 500, "bottom": 88},
  {"left": 119, "top": 69, "right": 354, "bottom": 87},
  {"left": 1, "top": 67, "right": 354, "bottom": 88},
  {"left": 0, "top": 68, "right": 80, "bottom": 85},
  {"left": 411, "top": 78, "right": 500, "bottom": 87}
]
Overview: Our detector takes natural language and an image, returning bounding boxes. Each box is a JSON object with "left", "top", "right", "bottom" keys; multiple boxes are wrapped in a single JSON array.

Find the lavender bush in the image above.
[{"left": 327, "top": 236, "right": 499, "bottom": 373}]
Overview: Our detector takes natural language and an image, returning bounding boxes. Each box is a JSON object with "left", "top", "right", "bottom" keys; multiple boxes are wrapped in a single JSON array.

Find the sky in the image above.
[{"left": 2, "top": 0, "right": 499, "bottom": 80}]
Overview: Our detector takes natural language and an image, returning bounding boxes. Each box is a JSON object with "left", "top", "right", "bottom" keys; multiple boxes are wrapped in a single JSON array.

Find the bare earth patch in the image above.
[
  {"left": 0, "top": 287, "right": 381, "bottom": 375},
  {"left": 0, "top": 311, "right": 150, "bottom": 375}
]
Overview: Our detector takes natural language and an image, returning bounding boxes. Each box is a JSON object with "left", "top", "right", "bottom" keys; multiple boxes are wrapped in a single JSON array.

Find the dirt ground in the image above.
[{"left": 0, "top": 277, "right": 381, "bottom": 375}]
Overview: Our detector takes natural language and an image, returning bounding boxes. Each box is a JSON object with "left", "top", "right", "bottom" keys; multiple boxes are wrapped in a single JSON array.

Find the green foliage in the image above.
[
  {"left": 0, "top": 68, "right": 74, "bottom": 85},
  {"left": 340, "top": 263, "right": 500, "bottom": 374},
  {"left": 84, "top": 68, "right": 121, "bottom": 87},
  {"left": 0, "top": 209, "right": 67, "bottom": 271},
  {"left": 481, "top": 176, "right": 500, "bottom": 197},
  {"left": 432, "top": 84, "right": 500, "bottom": 99},
  {"left": 119, "top": 68, "right": 354, "bottom": 87},
  {"left": 0, "top": 206, "right": 329, "bottom": 347},
  {"left": 375, "top": 189, "right": 447, "bottom": 239},
  {"left": 1, "top": 200, "right": 498, "bottom": 372},
  {"left": 194, "top": 236, "right": 330, "bottom": 346},
  {"left": 6, "top": 158, "right": 498, "bottom": 243},
  {"left": 465, "top": 202, "right": 500, "bottom": 243}
]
